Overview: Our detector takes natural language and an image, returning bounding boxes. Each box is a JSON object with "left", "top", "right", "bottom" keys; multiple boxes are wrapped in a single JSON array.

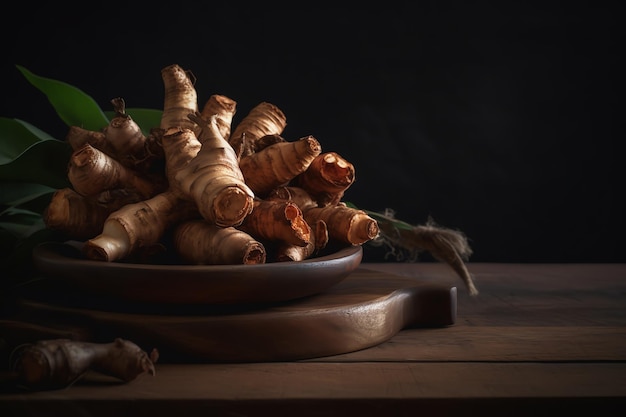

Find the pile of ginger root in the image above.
[
  {"left": 43, "top": 64, "right": 380, "bottom": 266},
  {"left": 42, "top": 63, "right": 477, "bottom": 295}
]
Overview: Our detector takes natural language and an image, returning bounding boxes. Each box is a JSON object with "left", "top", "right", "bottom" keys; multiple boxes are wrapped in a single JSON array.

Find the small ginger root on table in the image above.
[{"left": 10, "top": 338, "right": 158, "bottom": 391}]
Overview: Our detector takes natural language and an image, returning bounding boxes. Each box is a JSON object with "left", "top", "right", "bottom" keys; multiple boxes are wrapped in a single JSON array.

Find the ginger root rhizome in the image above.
[
  {"left": 9, "top": 338, "right": 158, "bottom": 390},
  {"left": 43, "top": 63, "right": 477, "bottom": 295}
]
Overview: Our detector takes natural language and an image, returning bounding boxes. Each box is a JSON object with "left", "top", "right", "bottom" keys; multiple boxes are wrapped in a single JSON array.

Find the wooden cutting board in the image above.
[{"left": 7, "top": 268, "right": 456, "bottom": 363}]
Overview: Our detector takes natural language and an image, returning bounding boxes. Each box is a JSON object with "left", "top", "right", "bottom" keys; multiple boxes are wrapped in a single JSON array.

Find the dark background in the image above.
[{"left": 1, "top": 3, "right": 621, "bottom": 263}]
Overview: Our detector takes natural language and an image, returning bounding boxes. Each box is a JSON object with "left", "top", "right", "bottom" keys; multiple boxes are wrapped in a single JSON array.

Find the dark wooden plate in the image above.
[{"left": 32, "top": 242, "right": 363, "bottom": 305}]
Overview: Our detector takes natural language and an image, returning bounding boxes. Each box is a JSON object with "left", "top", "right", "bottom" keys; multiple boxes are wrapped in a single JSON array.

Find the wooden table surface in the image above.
[{"left": 2, "top": 262, "right": 625, "bottom": 416}]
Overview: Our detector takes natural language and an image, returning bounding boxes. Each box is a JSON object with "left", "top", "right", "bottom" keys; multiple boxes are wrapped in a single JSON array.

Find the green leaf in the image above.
[
  {"left": 0, "top": 182, "right": 54, "bottom": 205},
  {"left": 16, "top": 65, "right": 109, "bottom": 131},
  {"left": 0, "top": 182, "right": 55, "bottom": 215},
  {"left": 0, "top": 208, "right": 43, "bottom": 237},
  {"left": 0, "top": 210, "right": 40, "bottom": 227},
  {"left": 104, "top": 108, "right": 163, "bottom": 136},
  {"left": 0, "top": 118, "right": 57, "bottom": 163},
  {"left": 16, "top": 191, "right": 54, "bottom": 215},
  {"left": 363, "top": 210, "right": 414, "bottom": 231},
  {"left": 0, "top": 139, "right": 72, "bottom": 188}
]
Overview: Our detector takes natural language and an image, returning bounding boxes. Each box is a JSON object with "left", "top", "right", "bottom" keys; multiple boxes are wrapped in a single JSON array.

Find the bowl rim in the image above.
[
  {"left": 31, "top": 241, "right": 364, "bottom": 305},
  {"left": 32, "top": 241, "right": 363, "bottom": 271}
]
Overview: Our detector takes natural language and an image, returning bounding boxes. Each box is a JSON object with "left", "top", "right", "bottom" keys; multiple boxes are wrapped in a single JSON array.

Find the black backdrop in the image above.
[{"left": 1, "top": 3, "right": 621, "bottom": 263}]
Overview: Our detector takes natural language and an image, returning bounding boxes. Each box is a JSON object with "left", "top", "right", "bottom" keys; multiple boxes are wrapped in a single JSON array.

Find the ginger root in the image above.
[
  {"left": 303, "top": 203, "right": 380, "bottom": 246},
  {"left": 11, "top": 338, "right": 158, "bottom": 390},
  {"left": 199, "top": 94, "right": 237, "bottom": 142},
  {"left": 160, "top": 64, "right": 199, "bottom": 134},
  {"left": 294, "top": 151, "right": 355, "bottom": 207},
  {"left": 239, "top": 198, "right": 312, "bottom": 247},
  {"left": 277, "top": 219, "right": 329, "bottom": 262},
  {"left": 68, "top": 144, "right": 164, "bottom": 199},
  {"left": 44, "top": 187, "right": 145, "bottom": 240},
  {"left": 166, "top": 122, "right": 254, "bottom": 227},
  {"left": 238, "top": 135, "right": 322, "bottom": 198},
  {"left": 173, "top": 219, "right": 266, "bottom": 265},
  {"left": 83, "top": 190, "right": 197, "bottom": 262},
  {"left": 228, "top": 101, "right": 287, "bottom": 159}
]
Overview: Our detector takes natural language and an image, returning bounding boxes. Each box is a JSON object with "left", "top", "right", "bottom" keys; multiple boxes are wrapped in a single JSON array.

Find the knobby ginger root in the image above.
[
  {"left": 104, "top": 98, "right": 145, "bottom": 148},
  {"left": 158, "top": 76, "right": 252, "bottom": 229},
  {"left": 160, "top": 64, "right": 199, "bottom": 134},
  {"left": 229, "top": 101, "right": 287, "bottom": 159},
  {"left": 162, "top": 126, "right": 202, "bottom": 191},
  {"left": 239, "top": 135, "right": 322, "bottom": 197},
  {"left": 251, "top": 133, "right": 288, "bottom": 152},
  {"left": 239, "top": 198, "right": 312, "bottom": 247},
  {"left": 169, "top": 121, "right": 254, "bottom": 227},
  {"left": 68, "top": 144, "right": 165, "bottom": 199},
  {"left": 304, "top": 203, "right": 379, "bottom": 245},
  {"left": 199, "top": 94, "right": 237, "bottom": 142},
  {"left": 277, "top": 219, "right": 329, "bottom": 262},
  {"left": 11, "top": 338, "right": 158, "bottom": 390},
  {"left": 83, "top": 190, "right": 197, "bottom": 262},
  {"left": 103, "top": 98, "right": 152, "bottom": 166},
  {"left": 65, "top": 125, "right": 114, "bottom": 155},
  {"left": 266, "top": 185, "right": 319, "bottom": 211},
  {"left": 174, "top": 219, "right": 266, "bottom": 265},
  {"left": 43, "top": 188, "right": 145, "bottom": 240},
  {"left": 65, "top": 104, "right": 165, "bottom": 173},
  {"left": 295, "top": 151, "right": 355, "bottom": 206}
]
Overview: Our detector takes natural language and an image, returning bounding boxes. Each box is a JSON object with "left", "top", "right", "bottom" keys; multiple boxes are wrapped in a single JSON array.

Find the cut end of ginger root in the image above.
[{"left": 83, "top": 220, "right": 131, "bottom": 262}]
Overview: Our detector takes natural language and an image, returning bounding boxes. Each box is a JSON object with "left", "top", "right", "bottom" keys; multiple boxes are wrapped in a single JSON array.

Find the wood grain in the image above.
[
  {"left": 2, "top": 363, "right": 625, "bottom": 416},
  {"left": 2, "top": 263, "right": 625, "bottom": 416}
]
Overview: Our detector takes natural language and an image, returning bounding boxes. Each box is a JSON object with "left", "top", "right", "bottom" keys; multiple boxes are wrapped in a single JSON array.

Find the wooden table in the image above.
[{"left": 2, "top": 263, "right": 625, "bottom": 416}]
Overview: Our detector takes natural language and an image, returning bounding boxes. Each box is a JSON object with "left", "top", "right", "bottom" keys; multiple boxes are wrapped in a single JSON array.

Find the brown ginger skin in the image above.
[
  {"left": 239, "top": 135, "right": 322, "bottom": 198},
  {"left": 68, "top": 144, "right": 164, "bottom": 199},
  {"left": 43, "top": 187, "right": 145, "bottom": 240},
  {"left": 65, "top": 97, "right": 164, "bottom": 171},
  {"left": 160, "top": 64, "right": 199, "bottom": 134},
  {"left": 161, "top": 126, "right": 202, "bottom": 193},
  {"left": 12, "top": 338, "right": 158, "bottom": 390},
  {"left": 294, "top": 151, "right": 356, "bottom": 207},
  {"left": 65, "top": 125, "right": 112, "bottom": 154},
  {"left": 65, "top": 124, "right": 165, "bottom": 174},
  {"left": 303, "top": 203, "right": 379, "bottom": 246},
  {"left": 174, "top": 220, "right": 266, "bottom": 265},
  {"left": 83, "top": 190, "right": 197, "bottom": 262},
  {"left": 277, "top": 219, "right": 329, "bottom": 262},
  {"left": 228, "top": 101, "right": 287, "bottom": 159},
  {"left": 266, "top": 185, "right": 319, "bottom": 211},
  {"left": 167, "top": 120, "right": 254, "bottom": 227},
  {"left": 199, "top": 94, "right": 237, "bottom": 142},
  {"left": 252, "top": 133, "right": 288, "bottom": 152},
  {"left": 103, "top": 98, "right": 149, "bottom": 165},
  {"left": 239, "top": 199, "right": 312, "bottom": 247}
]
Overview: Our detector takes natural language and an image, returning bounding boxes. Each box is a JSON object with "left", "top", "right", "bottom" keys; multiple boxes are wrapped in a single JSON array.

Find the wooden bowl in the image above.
[{"left": 32, "top": 242, "right": 363, "bottom": 306}]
